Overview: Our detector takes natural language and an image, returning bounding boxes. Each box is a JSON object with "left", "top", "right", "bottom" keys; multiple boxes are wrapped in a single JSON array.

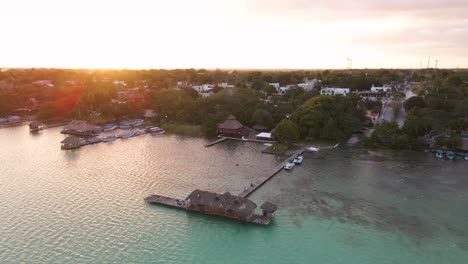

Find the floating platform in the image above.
[{"left": 144, "top": 194, "right": 187, "bottom": 209}]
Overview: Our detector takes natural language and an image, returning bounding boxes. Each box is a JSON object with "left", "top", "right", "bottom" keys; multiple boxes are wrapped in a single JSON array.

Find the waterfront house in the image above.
[
  {"left": 61, "top": 136, "right": 85, "bottom": 149},
  {"left": 256, "top": 132, "right": 274, "bottom": 141},
  {"left": 29, "top": 121, "right": 44, "bottom": 131},
  {"left": 217, "top": 115, "right": 247, "bottom": 137},
  {"left": 61, "top": 120, "right": 100, "bottom": 136},
  {"left": 320, "top": 88, "right": 350, "bottom": 96},
  {"left": 186, "top": 190, "right": 257, "bottom": 222}
]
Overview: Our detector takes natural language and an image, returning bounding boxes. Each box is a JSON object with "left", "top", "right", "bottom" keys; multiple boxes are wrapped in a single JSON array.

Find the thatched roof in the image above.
[
  {"left": 29, "top": 121, "right": 43, "bottom": 128},
  {"left": 61, "top": 136, "right": 82, "bottom": 145},
  {"left": 187, "top": 189, "right": 257, "bottom": 215},
  {"left": 260, "top": 201, "right": 278, "bottom": 213},
  {"left": 218, "top": 115, "right": 243, "bottom": 130},
  {"left": 63, "top": 120, "right": 97, "bottom": 132}
]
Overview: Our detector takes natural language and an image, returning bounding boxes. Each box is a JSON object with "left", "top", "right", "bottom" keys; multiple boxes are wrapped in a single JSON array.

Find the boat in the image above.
[
  {"left": 119, "top": 130, "right": 136, "bottom": 139},
  {"left": 134, "top": 129, "right": 146, "bottom": 136},
  {"left": 447, "top": 150, "right": 455, "bottom": 160},
  {"left": 293, "top": 155, "right": 303, "bottom": 164},
  {"left": 102, "top": 135, "right": 116, "bottom": 142},
  {"left": 119, "top": 121, "right": 131, "bottom": 129},
  {"left": 464, "top": 154, "right": 468, "bottom": 161},
  {"left": 103, "top": 124, "right": 117, "bottom": 131},
  {"left": 306, "top": 146, "right": 320, "bottom": 152},
  {"left": 147, "top": 126, "right": 166, "bottom": 135},
  {"left": 436, "top": 149, "right": 444, "bottom": 159},
  {"left": 284, "top": 160, "right": 295, "bottom": 170},
  {"left": 131, "top": 119, "right": 144, "bottom": 127},
  {"left": 29, "top": 121, "right": 45, "bottom": 132}
]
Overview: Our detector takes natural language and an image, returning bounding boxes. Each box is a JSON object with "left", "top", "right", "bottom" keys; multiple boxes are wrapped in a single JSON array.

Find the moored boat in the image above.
[
  {"left": 464, "top": 154, "right": 468, "bottom": 161},
  {"left": 447, "top": 150, "right": 455, "bottom": 160},
  {"left": 103, "top": 124, "right": 117, "bottom": 131},
  {"left": 293, "top": 155, "right": 303, "bottom": 164},
  {"left": 436, "top": 149, "right": 444, "bottom": 159},
  {"left": 131, "top": 119, "right": 144, "bottom": 127},
  {"left": 119, "top": 130, "right": 136, "bottom": 139},
  {"left": 119, "top": 121, "right": 131, "bottom": 129},
  {"left": 86, "top": 137, "right": 102, "bottom": 144},
  {"left": 284, "top": 160, "right": 295, "bottom": 170},
  {"left": 148, "top": 126, "right": 166, "bottom": 135},
  {"left": 306, "top": 146, "right": 320, "bottom": 152},
  {"left": 29, "top": 121, "right": 45, "bottom": 132},
  {"left": 102, "top": 135, "right": 116, "bottom": 142},
  {"left": 134, "top": 129, "right": 146, "bottom": 136}
]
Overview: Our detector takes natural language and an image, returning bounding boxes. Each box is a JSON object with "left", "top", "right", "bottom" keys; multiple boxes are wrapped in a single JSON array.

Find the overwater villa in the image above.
[
  {"left": 29, "top": 121, "right": 44, "bottom": 132},
  {"left": 145, "top": 189, "right": 278, "bottom": 225},
  {"left": 61, "top": 136, "right": 85, "bottom": 149},
  {"left": 217, "top": 115, "right": 248, "bottom": 138},
  {"left": 61, "top": 120, "right": 101, "bottom": 136}
]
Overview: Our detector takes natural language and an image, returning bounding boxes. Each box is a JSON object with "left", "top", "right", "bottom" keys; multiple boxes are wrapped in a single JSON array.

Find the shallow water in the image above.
[{"left": 0, "top": 126, "right": 467, "bottom": 263}]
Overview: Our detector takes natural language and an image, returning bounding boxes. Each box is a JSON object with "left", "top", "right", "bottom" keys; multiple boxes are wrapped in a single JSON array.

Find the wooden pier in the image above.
[
  {"left": 238, "top": 146, "right": 308, "bottom": 198},
  {"left": 144, "top": 194, "right": 187, "bottom": 209},
  {"left": 204, "top": 137, "right": 228, "bottom": 147}
]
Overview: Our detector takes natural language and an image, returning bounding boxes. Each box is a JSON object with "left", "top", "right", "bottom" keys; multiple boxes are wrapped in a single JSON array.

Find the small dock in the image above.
[
  {"left": 144, "top": 194, "right": 187, "bottom": 209},
  {"left": 204, "top": 137, "right": 228, "bottom": 147},
  {"left": 238, "top": 146, "right": 308, "bottom": 198}
]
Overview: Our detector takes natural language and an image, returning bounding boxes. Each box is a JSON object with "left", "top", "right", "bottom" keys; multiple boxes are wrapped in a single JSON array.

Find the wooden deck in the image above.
[
  {"left": 238, "top": 146, "right": 308, "bottom": 198},
  {"left": 144, "top": 194, "right": 187, "bottom": 209},
  {"left": 247, "top": 214, "right": 272, "bottom": 225},
  {"left": 204, "top": 137, "right": 228, "bottom": 147}
]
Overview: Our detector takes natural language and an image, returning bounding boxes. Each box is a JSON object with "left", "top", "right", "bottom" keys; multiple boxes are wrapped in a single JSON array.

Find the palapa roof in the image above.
[
  {"left": 260, "top": 201, "right": 278, "bottom": 213},
  {"left": 218, "top": 115, "right": 243, "bottom": 130},
  {"left": 61, "top": 136, "right": 82, "bottom": 145},
  {"left": 63, "top": 120, "right": 97, "bottom": 132},
  {"left": 187, "top": 189, "right": 257, "bottom": 215},
  {"left": 29, "top": 121, "right": 42, "bottom": 128}
]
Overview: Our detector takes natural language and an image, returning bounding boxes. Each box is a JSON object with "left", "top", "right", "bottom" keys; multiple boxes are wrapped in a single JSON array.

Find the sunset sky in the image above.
[{"left": 1, "top": 0, "right": 467, "bottom": 69}]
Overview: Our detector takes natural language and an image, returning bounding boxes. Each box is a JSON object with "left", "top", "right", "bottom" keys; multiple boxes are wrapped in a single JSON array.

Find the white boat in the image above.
[
  {"left": 306, "top": 146, "right": 320, "bottom": 152},
  {"left": 119, "top": 121, "right": 131, "bottom": 129},
  {"left": 103, "top": 124, "right": 117, "bottom": 131},
  {"left": 148, "top": 127, "right": 166, "bottom": 135},
  {"left": 134, "top": 129, "right": 146, "bottom": 136},
  {"left": 293, "top": 155, "right": 303, "bottom": 164},
  {"left": 131, "top": 119, "right": 144, "bottom": 127},
  {"left": 102, "top": 135, "right": 116, "bottom": 142},
  {"left": 464, "top": 155, "right": 468, "bottom": 161},
  {"left": 119, "top": 130, "right": 135, "bottom": 139},
  {"left": 284, "top": 160, "right": 295, "bottom": 170}
]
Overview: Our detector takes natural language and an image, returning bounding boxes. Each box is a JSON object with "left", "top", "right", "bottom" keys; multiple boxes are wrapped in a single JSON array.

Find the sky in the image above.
[{"left": 1, "top": 0, "right": 467, "bottom": 69}]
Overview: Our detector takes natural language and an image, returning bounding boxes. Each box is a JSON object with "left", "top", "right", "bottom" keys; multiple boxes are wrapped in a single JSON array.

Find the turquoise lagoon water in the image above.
[{"left": 0, "top": 126, "right": 467, "bottom": 263}]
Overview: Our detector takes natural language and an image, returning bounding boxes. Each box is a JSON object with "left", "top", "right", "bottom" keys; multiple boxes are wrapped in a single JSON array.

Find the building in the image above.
[
  {"left": 186, "top": 190, "right": 258, "bottom": 222},
  {"left": 193, "top": 84, "right": 215, "bottom": 93},
  {"left": 297, "top": 78, "right": 319, "bottom": 91},
  {"left": 256, "top": 132, "right": 274, "bottom": 141},
  {"left": 370, "top": 84, "right": 391, "bottom": 93},
  {"left": 218, "top": 82, "right": 235, "bottom": 88},
  {"left": 268, "top": 83, "right": 280, "bottom": 89},
  {"left": 61, "top": 136, "right": 85, "bottom": 149},
  {"left": 32, "top": 80, "right": 54, "bottom": 88},
  {"left": 217, "top": 115, "right": 247, "bottom": 137},
  {"left": 320, "top": 88, "right": 350, "bottom": 96},
  {"left": 61, "top": 120, "right": 101, "bottom": 136}
]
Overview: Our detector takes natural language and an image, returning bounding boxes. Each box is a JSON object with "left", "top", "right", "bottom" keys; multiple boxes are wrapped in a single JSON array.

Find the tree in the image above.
[
  {"left": 251, "top": 109, "right": 273, "bottom": 128},
  {"left": 404, "top": 96, "right": 426, "bottom": 111},
  {"left": 263, "top": 85, "right": 277, "bottom": 96},
  {"left": 272, "top": 119, "right": 299, "bottom": 143}
]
